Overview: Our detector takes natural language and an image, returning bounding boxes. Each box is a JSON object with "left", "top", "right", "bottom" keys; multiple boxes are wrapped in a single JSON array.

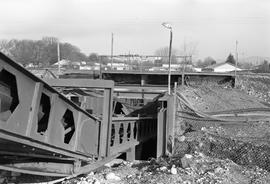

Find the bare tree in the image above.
[
  {"left": 154, "top": 47, "right": 179, "bottom": 64},
  {"left": 0, "top": 39, "right": 14, "bottom": 56},
  {"left": 179, "top": 40, "right": 198, "bottom": 64},
  {"left": 0, "top": 38, "right": 89, "bottom": 66}
]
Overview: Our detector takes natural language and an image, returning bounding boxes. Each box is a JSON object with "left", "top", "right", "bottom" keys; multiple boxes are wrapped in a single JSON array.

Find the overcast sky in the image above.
[{"left": 0, "top": 0, "right": 269, "bottom": 60}]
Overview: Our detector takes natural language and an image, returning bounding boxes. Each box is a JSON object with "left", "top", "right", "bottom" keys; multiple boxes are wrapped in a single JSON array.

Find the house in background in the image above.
[
  {"left": 162, "top": 63, "right": 197, "bottom": 72},
  {"left": 105, "top": 63, "right": 131, "bottom": 70},
  {"left": 202, "top": 62, "right": 242, "bottom": 73},
  {"left": 52, "top": 59, "right": 80, "bottom": 69}
]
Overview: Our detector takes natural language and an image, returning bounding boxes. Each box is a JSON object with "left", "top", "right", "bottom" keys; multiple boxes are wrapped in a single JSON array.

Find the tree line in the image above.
[
  {"left": 1, "top": 37, "right": 269, "bottom": 72},
  {"left": 0, "top": 37, "right": 91, "bottom": 67}
]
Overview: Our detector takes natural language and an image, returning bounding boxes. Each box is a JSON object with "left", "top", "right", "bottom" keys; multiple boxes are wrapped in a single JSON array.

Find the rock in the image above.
[
  {"left": 185, "top": 154, "right": 193, "bottom": 159},
  {"left": 197, "top": 152, "right": 205, "bottom": 158},
  {"left": 105, "top": 173, "right": 121, "bottom": 181},
  {"left": 201, "top": 127, "right": 207, "bottom": 131},
  {"left": 181, "top": 154, "right": 194, "bottom": 169},
  {"left": 136, "top": 172, "right": 142, "bottom": 179},
  {"left": 179, "top": 135, "right": 186, "bottom": 142},
  {"left": 78, "top": 181, "right": 90, "bottom": 184},
  {"left": 80, "top": 177, "right": 87, "bottom": 181},
  {"left": 104, "top": 159, "right": 123, "bottom": 167},
  {"left": 183, "top": 180, "right": 192, "bottom": 184},
  {"left": 159, "top": 166, "right": 167, "bottom": 171},
  {"left": 170, "top": 165, "right": 177, "bottom": 175},
  {"left": 214, "top": 167, "right": 225, "bottom": 174},
  {"left": 92, "top": 179, "right": 100, "bottom": 184},
  {"left": 88, "top": 171, "right": 94, "bottom": 176}
]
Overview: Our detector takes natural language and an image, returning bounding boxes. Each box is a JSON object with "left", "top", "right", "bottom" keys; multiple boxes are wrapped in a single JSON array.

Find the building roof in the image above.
[{"left": 205, "top": 62, "right": 240, "bottom": 69}]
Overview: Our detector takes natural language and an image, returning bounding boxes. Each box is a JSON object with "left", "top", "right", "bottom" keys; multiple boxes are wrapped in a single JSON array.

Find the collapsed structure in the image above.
[{"left": 1, "top": 51, "right": 270, "bottom": 182}]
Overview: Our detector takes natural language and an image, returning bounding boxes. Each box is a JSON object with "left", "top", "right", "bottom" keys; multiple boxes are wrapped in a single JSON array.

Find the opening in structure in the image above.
[
  {"left": 0, "top": 69, "right": 19, "bottom": 121},
  {"left": 61, "top": 109, "right": 75, "bottom": 144},
  {"left": 37, "top": 93, "right": 51, "bottom": 134}
]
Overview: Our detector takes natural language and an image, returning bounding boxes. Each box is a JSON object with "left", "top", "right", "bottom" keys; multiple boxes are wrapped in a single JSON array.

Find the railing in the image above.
[{"left": 109, "top": 117, "right": 157, "bottom": 155}]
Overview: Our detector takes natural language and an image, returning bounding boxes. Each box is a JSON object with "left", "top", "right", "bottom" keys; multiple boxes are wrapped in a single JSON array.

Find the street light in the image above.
[
  {"left": 162, "top": 22, "right": 173, "bottom": 95},
  {"left": 57, "top": 39, "right": 61, "bottom": 76}
]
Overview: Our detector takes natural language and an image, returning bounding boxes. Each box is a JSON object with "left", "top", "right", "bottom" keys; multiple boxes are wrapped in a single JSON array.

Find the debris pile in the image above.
[
  {"left": 237, "top": 74, "right": 270, "bottom": 104},
  {"left": 60, "top": 83, "right": 270, "bottom": 184},
  {"left": 61, "top": 151, "right": 270, "bottom": 184}
]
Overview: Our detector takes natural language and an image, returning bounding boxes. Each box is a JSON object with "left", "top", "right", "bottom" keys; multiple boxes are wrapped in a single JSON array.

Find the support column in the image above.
[
  {"left": 166, "top": 94, "right": 176, "bottom": 156},
  {"left": 126, "top": 146, "right": 136, "bottom": 161},
  {"left": 157, "top": 105, "right": 166, "bottom": 158},
  {"left": 99, "top": 88, "right": 113, "bottom": 158},
  {"left": 141, "top": 75, "right": 147, "bottom": 104}
]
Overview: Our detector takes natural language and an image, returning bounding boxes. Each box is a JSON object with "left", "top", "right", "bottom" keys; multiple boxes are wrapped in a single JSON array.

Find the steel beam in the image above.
[{"left": 45, "top": 78, "right": 114, "bottom": 89}]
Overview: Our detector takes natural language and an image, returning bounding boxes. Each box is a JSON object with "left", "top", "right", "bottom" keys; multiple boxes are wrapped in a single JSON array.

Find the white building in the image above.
[
  {"left": 203, "top": 63, "right": 242, "bottom": 73},
  {"left": 107, "top": 63, "right": 130, "bottom": 70}
]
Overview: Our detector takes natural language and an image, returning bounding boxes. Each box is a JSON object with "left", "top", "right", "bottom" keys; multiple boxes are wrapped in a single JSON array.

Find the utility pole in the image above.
[
  {"left": 57, "top": 40, "right": 60, "bottom": 76},
  {"left": 111, "top": 33, "right": 114, "bottom": 69},
  {"left": 99, "top": 56, "right": 102, "bottom": 79},
  {"left": 182, "top": 39, "right": 186, "bottom": 86},
  {"left": 128, "top": 51, "right": 131, "bottom": 70},
  {"left": 235, "top": 40, "right": 238, "bottom": 79}
]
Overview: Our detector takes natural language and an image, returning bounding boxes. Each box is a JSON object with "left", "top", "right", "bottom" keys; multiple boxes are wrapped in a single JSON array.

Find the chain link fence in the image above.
[{"left": 174, "top": 91, "right": 270, "bottom": 172}]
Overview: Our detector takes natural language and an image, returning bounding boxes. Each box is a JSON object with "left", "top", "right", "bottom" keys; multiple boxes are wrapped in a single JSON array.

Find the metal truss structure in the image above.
[{"left": 0, "top": 52, "right": 170, "bottom": 177}]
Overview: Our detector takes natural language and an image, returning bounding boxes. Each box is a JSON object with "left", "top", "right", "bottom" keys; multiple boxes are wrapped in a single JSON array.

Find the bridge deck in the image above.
[{"left": 101, "top": 70, "right": 235, "bottom": 76}]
